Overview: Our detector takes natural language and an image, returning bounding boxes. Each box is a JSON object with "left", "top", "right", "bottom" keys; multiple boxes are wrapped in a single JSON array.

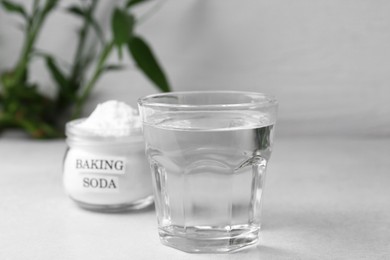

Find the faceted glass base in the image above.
[
  {"left": 158, "top": 225, "right": 260, "bottom": 253},
  {"left": 70, "top": 195, "right": 154, "bottom": 213}
]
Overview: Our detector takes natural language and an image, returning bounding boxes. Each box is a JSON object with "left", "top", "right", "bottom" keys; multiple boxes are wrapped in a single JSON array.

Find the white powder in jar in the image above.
[{"left": 76, "top": 100, "right": 142, "bottom": 136}]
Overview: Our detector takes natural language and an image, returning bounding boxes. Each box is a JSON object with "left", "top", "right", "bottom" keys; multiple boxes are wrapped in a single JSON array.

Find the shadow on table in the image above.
[
  {"left": 76, "top": 203, "right": 156, "bottom": 215},
  {"left": 233, "top": 244, "right": 300, "bottom": 258}
]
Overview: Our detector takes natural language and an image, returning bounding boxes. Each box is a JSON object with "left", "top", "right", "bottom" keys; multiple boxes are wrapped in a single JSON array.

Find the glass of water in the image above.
[{"left": 138, "top": 91, "right": 278, "bottom": 253}]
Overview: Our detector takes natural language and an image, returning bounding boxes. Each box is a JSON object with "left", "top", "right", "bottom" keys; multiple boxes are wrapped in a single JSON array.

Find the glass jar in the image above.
[{"left": 63, "top": 119, "right": 153, "bottom": 212}]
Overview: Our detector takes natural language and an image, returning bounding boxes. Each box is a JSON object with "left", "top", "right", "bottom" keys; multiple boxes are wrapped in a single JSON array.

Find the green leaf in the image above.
[
  {"left": 67, "top": 5, "right": 105, "bottom": 44},
  {"left": 126, "top": 0, "right": 150, "bottom": 8},
  {"left": 66, "top": 5, "right": 84, "bottom": 16},
  {"left": 86, "top": 14, "right": 105, "bottom": 45},
  {"left": 43, "top": 0, "right": 59, "bottom": 13},
  {"left": 1, "top": 0, "right": 27, "bottom": 19},
  {"left": 111, "top": 8, "right": 134, "bottom": 57},
  {"left": 128, "top": 36, "right": 170, "bottom": 92},
  {"left": 103, "top": 64, "right": 125, "bottom": 72},
  {"left": 44, "top": 56, "right": 69, "bottom": 92}
]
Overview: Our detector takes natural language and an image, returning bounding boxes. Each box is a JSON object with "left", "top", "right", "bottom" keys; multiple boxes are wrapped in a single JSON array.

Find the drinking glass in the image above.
[{"left": 138, "top": 91, "right": 278, "bottom": 253}]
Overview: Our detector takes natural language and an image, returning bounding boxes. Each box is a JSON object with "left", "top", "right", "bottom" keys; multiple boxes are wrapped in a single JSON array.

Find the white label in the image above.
[
  {"left": 81, "top": 174, "right": 119, "bottom": 193},
  {"left": 72, "top": 155, "right": 126, "bottom": 175}
]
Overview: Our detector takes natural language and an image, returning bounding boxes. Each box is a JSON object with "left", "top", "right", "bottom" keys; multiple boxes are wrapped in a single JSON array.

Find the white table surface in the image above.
[{"left": 0, "top": 135, "right": 389, "bottom": 259}]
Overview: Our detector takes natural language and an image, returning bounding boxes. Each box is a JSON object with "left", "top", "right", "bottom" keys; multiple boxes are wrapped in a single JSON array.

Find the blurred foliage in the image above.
[{"left": 0, "top": 0, "right": 171, "bottom": 138}]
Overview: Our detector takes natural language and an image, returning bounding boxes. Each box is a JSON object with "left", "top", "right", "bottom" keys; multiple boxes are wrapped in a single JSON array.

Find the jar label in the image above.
[
  {"left": 81, "top": 174, "right": 120, "bottom": 192},
  {"left": 64, "top": 152, "right": 127, "bottom": 193},
  {"left": 72, "top": 155, "right": 126, "bottom": 175}
]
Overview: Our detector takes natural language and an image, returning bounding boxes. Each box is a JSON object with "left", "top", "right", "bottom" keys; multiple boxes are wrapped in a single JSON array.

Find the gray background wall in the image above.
[{"left": 1, "top": 0, "right": 389, "bottom": 137}]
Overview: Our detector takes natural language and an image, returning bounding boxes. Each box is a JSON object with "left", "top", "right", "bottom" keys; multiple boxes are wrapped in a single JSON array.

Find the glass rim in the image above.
[{"left": 137, "top": 91, "right": 278, "bottom": 109}]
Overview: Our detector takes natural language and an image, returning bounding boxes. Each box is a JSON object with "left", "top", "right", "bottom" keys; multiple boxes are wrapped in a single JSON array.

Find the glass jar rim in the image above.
[{"left": 138, "top": 91, "right": 278, "bottom": 110}]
